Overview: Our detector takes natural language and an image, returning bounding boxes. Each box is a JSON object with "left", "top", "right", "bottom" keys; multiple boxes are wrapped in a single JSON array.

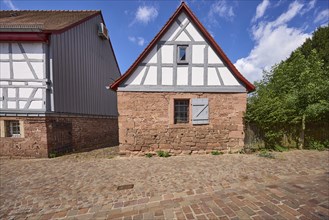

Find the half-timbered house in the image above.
[
  {"left": 110, "top": 3, "right": 255, "bottom": 155},
  {"left": 0, "top": 10, "right": 120, "bottom": 157}
]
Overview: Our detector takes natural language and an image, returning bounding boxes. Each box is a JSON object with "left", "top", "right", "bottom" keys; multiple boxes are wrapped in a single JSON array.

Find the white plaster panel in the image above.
[
  {"left": 177, "top": 67, "right": 188, "bottom": 85},
  {"left": 208, "top": 68, "right": 221, "bottom": 85},
  {"left": 13, "top": 62, "right": 34, "bottom": 79},
  {"left": 192, "top": 45, "right": 205, "bottom": 64},
  {"left": 161, "top": 45, "right": 174, "bottom": 64},
  {"left": 19, "top": 101, "right": 27, "bottom": 109},
  {"left": 218, "top": 67, "right": 240, "bottom": 85},
  {"left": 20, "top": 88, "right": 33, "bottom": 98},
  {"left": 0, "top": 101, "right": 2, "bottom": 108},
  {"left": 143, "top": 66, "right": 157, "bottom": 85},
  {"left": 177, "top": 12, "right": 188, "bottom": 25},
  {"left": 8, "top": 88, "right": 16, "bottom": 98},
  {"left": 161, "top": 22, "right": 180, "bottom": 41},
  {"left": 161, "top": 67, "right": 173, "bottom": 85},
  {"left": 208, "top": 47, "right": 223, "bottom": 64},
  {"left": 8, "top": 101, "right": 16, "bottom": 108},
  {"left": 0, "top": 81, "right": 8, "bottom": 85},
  {"left": 143, "top": 47, "right": 157, "bottom": 64},
  {"left": 0, "top": 43, "right": 9, "bottom": 59},
  {"left": 11, "top": 43, "right": 24, "bottom": 59},
  {"left": 34, "top": 88, "right": 42, "bottom": 98},
  {"left": 12, "top": 82, "right": 25, "bottom": 85},
  {"left": 191, "top": 67, "right": 203, "bottom": 85},
  {"left": 124, "top": 66, "right": 146, "bottom": 85},
  {"left": 28, "top": 82, "right": 42, "bottom": 85},
  {"left": 0, "top": 62, "right": 10, "bottom": 78},
  {"left": 29, "top": 100, "right": 43, "bottom": 109},
  {"left": 22, "top": 43, "right": 43, "bottom": 59},
  {"left": 0, "top": 88, "right": 3, "bottom": 97},
  {"left": 31, "top": 62, "right": 44, "bottom": 79},
  {"left": 175, "top": 31, "right": 190, "bottom": 41},
  {"left": 185, "top": 23, "right": 204, "bottom": 41}
]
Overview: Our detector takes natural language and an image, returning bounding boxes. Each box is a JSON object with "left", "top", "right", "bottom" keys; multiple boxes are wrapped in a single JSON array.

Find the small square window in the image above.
[
  {"left": 174, "top": 99, "right": 189, "bottom": 124},
  {"left": 177, "top": 45, "right": 188, "bottom": 63},
  {"left": 5, "top": 120, "right": 21, "bottom": 137}
]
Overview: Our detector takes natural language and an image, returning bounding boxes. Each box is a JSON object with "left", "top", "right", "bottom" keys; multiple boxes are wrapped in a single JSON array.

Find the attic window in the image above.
[{"left": 177, "top": 45, "right": 188, "bottom": 63}]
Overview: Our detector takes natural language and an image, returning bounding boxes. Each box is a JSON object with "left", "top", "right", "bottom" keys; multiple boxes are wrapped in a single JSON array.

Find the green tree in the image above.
[{"left": 246, "top": 26, "right": 329, "bottom": 149}]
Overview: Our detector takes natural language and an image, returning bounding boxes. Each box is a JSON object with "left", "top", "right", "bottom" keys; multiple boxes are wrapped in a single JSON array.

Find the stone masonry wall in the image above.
[
  {"left": 0, "top": 115, "right": 118, "bottom": 158},
  {"left": 46, "top": 116, "right": 119, "bottom": 153},
  {"left": 117, "top": 92, "right": 247, "bottom": 156},
  {"left": 0, "top": 117, "right": 48, "bottom": 157}
]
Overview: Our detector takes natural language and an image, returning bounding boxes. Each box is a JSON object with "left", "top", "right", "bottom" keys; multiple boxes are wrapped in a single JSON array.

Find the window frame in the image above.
[
  {"left": 177, "top": 45, "right": 189, "bottom": 64},
  {"left": 5, "top": 120, "right": 21, "bottom": 138},
  {"left": 174, "top": 99, "right": 190, "bottom": 124}
]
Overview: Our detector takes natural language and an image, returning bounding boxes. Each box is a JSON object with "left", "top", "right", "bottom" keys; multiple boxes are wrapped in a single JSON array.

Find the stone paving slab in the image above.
[{"left": 0, "top": 150, "right": 328, "bottom": 219}]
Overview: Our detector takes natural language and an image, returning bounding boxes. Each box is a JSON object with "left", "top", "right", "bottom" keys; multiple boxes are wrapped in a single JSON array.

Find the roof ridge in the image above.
[
  {"left": 110, "top": 2, "right": 255, "bottom": 92},
  {"left": 0, "top": 10, "right": 100, "bottom": 12}
]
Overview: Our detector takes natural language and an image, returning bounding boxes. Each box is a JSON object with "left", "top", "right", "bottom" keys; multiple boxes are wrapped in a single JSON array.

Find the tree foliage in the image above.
[{"left": 246, "top": 26, "right": 329, "bottom": 148}]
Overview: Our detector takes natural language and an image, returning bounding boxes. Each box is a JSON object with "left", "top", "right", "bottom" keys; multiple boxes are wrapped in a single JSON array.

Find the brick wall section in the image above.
[
  {"left": 0, "top": 115, "right": 118, "bottom": 158},
  {"left": 117, "top": 92, "right": 247, "bottom": 156},
  {"left": 46, "top": 116, "right": 119, "bottom": 153},
  {"left": 0, "top": 117, "right": 48, "bottom": 158}
]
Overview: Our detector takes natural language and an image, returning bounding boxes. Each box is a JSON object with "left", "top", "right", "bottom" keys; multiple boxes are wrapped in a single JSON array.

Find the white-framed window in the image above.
[
  {"left": 5, "top": 120, "right": 21, "bottom": 137},
  {"left": 177, "top": 45, "right": 188, "bottom": 64}
]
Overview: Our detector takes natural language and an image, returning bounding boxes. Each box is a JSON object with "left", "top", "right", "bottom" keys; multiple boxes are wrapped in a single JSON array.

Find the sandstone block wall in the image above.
[
  {"left": 117, "top": 92, "right": 247, "bottom": 156},
  {"left": 0, "top": 117, "right": 48, "bottom": 157},
  {"left": 0, "top": 115, "right": 118, "bottom": 158}
]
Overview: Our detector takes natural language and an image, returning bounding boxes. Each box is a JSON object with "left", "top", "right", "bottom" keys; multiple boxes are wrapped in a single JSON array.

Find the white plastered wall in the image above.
[
  {"left": 0, "top": 42, "right": 46, "bottom": 111},
  {"left": 120, "top": 11, "right": 243, "bottom": 90}
]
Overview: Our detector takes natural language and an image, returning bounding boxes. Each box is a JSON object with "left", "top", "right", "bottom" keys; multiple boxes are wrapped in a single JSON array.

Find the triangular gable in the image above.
[{"left": 110, "top": 2, "right": 255, "bottom": 92}]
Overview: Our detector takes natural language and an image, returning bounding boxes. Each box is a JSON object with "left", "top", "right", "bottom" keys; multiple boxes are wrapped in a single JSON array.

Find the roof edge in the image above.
[
  {"left": 44, "top": 11, "right": 101, "bottom": 34},
  {"left": 110, "top": 2, "right": 255, "bottom": 92}
]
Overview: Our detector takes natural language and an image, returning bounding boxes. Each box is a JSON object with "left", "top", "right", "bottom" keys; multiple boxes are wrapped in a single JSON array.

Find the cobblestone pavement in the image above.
[{"left": 1, "top": 150, "right": 328, "bottom": 220}]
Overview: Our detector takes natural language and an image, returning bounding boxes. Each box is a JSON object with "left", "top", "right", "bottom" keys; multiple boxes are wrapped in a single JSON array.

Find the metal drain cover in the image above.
[{"left": 117, "top": 184, "right": 134, "bottom": 190}]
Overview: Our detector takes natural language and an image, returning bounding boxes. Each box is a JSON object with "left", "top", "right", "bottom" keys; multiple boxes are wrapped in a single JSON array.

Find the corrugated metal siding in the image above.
[{"left": 50, "top": 15, "right": 120, "bottom": 116}]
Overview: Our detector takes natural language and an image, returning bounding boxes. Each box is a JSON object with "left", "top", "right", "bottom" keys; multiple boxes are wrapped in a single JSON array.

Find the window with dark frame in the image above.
[
  {"left": 5, "top": 120, "right": 20, "bottom": 137},
  {"left": 174, "top": 99, "right": 189, "bottom": 124},
  {"left": 177, "top": 45, "right": 188, "bottom": 63}
]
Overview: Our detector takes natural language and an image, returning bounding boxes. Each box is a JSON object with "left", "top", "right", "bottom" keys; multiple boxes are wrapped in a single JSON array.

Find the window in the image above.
[
  {"left": 174, "top": 99, "right": 189, "bottom": 124},
  {"left": 177, "top": 45, "right": 188, "bottom": 63},
  {"left": 5, "top": 120, "right": 20, "bottom": 137}
]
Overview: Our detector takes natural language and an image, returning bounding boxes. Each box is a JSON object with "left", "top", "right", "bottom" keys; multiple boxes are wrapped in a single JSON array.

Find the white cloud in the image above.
[
  {"left": 314, "top": 9, "right": 329, "bottom": 24},
  {"left": 301, "top": 0, "right": 316, "bottom": 15},
  {"left": 208, "top": 0, "right": 235, "bottom": 22},
  {"left": 235, "top": 1, "right": 311, "bottom": 83},
  {"left": 3, "top": 0, "right": 18, "bottom": 10},
  {"left": 133, "top": 5, "right": 158, "bottom": 25},
  {"left": 252, "top": 0, "right": 270, "bottom": 22},
  {"left": 128, "top": 36, "right": 145, "bottom": 46}
]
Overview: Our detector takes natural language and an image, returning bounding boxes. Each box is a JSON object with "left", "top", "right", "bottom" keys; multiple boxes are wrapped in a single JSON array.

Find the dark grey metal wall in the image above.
[{"left": 50, "top": 15, "right": 120, "bottom": 116}]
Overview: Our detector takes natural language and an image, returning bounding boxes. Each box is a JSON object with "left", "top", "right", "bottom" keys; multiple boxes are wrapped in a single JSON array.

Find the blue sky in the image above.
[{"left": 1, "top": 0, "right": 328, "bottom": 82}]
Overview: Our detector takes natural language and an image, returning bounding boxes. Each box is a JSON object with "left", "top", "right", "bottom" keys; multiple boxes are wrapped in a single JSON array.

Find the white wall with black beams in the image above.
[{"left": 118, "top": 12, "right": 246, "bottom": 93}]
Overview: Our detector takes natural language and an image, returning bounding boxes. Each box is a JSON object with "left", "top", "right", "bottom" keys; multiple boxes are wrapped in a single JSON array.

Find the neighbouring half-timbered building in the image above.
[
  {"left": 0, "top": 10, "right": 120, "bottom": 157},
  {"left": 110, "top": 3, "right": 255, "bottom": 156}
]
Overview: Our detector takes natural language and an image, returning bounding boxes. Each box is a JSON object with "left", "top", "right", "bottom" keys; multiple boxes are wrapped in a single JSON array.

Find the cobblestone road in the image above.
[{"left": 1, "top": 150, "right": 328, "bottom": 219}]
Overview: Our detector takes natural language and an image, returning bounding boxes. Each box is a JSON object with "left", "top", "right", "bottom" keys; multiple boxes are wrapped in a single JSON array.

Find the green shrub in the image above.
[
  {"left": 273, "top": 145, "right": 289, "bottom": 152},
  {"left": 157, "top": 150, "right": 170, "bottom": 157},
  {"left": 49, "top": 152, "right": 57, "bottom": 158},
  {"left": 145, "top": 153, "right": 153, "bottom": 158},
  {"left": 308, "top": 140, "right": 327, "bottom": 151},
  {"left": 211, "top": 150, "right": 223, "bottom": 155},
  {"left": 258, "top": 150, "right": 275, "bottom": 159}
]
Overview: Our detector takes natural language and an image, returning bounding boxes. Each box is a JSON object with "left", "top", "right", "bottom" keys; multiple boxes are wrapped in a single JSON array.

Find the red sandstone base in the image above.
[
  {"left": 117, "top": 92, "right": 247, "bottom": 156},
  {"left": 0, "top": 115, "right": 118, "bottom": 158}
]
